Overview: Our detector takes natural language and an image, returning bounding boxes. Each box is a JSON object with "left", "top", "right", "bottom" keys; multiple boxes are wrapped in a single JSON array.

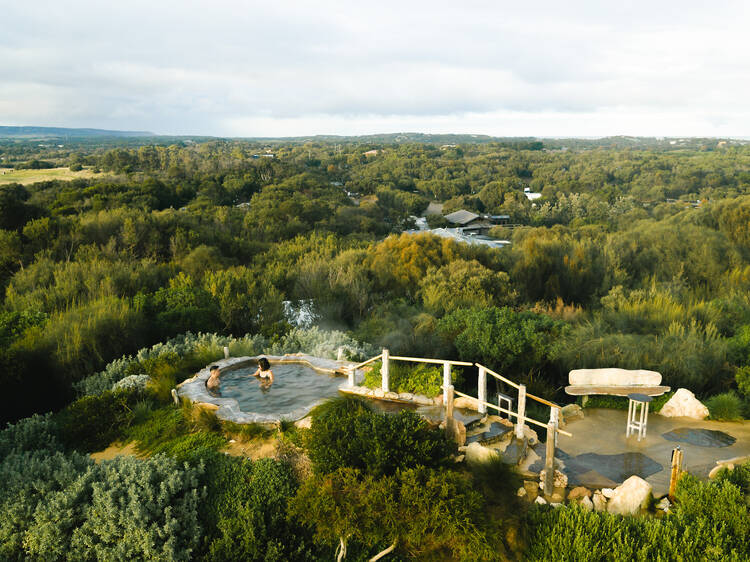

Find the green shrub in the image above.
[
  {"left": 201, "top": 455, "right": 319, "bottom": 561},
  {"left": 0, "top": 413, "right": 63, "bottom": 457},
  {"left": 706, "top": 391, "right": 744, "bottom": 420},
  {"left": 0, "top": 452, "right": 203, "bottom": 562},
  {"left": 56, "top": 389, "right": 141, "bottom": 452},
  {"left": 736, "top": 365, "right": 750, "bottom": 398},
  {"left": 523, "top": 471, "right": 750, "bottom": 561},
  {"left": 124, "top": 406, "right": 187, "bottom": 454},
  {"left": 307, "top": 396, "right": 453, "bottom": 477},
  {"left": 290, "top": 467, "right": 498, "bottom": 561},
  {"left": 362, "top": 360, "right": 446, "bottom": 397}
]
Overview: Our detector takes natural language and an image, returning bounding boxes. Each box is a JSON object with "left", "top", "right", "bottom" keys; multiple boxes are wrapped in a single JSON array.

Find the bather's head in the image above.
[
  {"left": 209, "top": 365, "right": 220, "bottom": 376},
  {"left": 258, "top": 357, "right": 270, "bottom": 371}
]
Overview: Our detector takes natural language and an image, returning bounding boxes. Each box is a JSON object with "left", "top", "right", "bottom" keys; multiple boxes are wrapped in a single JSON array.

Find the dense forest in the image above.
[{"left": 1, "top": 136, "right": 750, "bottom": 560}]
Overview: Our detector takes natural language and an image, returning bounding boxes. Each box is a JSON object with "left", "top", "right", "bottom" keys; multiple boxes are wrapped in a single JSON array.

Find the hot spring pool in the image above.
[
  {"left": 176, "top": 354, "right": 352, "bottom": 424},
  {"left": 214, "top": 363, "right": 344, "bottom": 416}
]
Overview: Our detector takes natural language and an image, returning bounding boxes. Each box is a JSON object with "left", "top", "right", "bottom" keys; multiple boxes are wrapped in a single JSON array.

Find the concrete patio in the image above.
[{"left": 542, "top": 408, "right": 750, "bottom": 496}]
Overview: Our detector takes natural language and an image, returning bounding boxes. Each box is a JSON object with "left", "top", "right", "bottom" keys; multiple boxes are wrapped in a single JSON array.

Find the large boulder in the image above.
[
  {"left": 592, "top": 490, "right": 607, "bottom": 512},
  {"left": 607, "top": 476, "right": 653, "bottom": 516},
  {"left": 658, "top": 388, "right": 709, "bottom": 420},
  {"left": 569, "top": 368, "right": 662, "bottom": 386}
]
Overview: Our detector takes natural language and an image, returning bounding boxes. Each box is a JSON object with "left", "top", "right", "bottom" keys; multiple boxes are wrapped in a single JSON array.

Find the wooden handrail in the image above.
[
  {"left": 450, "top": 388, "right": 572, "bottom": 437},
  {"left": 353, "top": 354, "right": 383, "bottom": 370},
  {"left": 390, "top": 355, "right": 474, "bottom": 366},
  {"left": 479, "top": 364, "right": 520, "bottom": 389},
  {"left": 477, "top": 363, "right": 561, "bottom": 409}
]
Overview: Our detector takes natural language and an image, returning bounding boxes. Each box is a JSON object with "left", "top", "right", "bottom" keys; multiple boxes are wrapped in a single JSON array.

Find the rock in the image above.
[
  {"left": 580, "top": 496, "right": 594, "bottom": 512},
  {"left": 592, "top": 491, "right": 607, "bottom": 512},
  {"left": 517, "top": 487, "right": 527, "bottom": 497},
  {"left": 523, "top": 480, "right": 539, "bottom": 499},
  {"left": 455, "top": 454, "right": 465, "bottom": 463},
  {"left": 561, "top": 404, "right": 584, "bottom": 424},
  {"left": 568, "top": 486, "right": 592, "bottom": 501},
  {"left": 463, "top": 442, "right": 500, "bottom": 465},
  {"left": 294, "top": 416, "right": 313, "bottom": 429},
  {"left": 607, "top": 476, "right": 653, "bottom": 516},
  {"left": 550, "top": 502, "right": 562, "bottom": 508},
  {"left": 433, "top": 395, "right": 444, "bottom": 405},
  {"left": 384, "top": 391, "right": 399, "bottom": 400},
  {"left": 413, "top": 394, "right": 433, "bottom": 406},
  {"left": 535, "top": 496, "right": 547, "bottom": 505},
  {"left": 446, "top": 417, "right": 467, "bottom": 446},
  {"left": 522, "top": 425, "right": 539, "bottom": 445},
  {"left": 709, "top": 455, "right": 750, "bottom": 479},
  {"left": 454, "top": 396, "right": 479, "bottom": 410},
  {"left": 569, "top": 368, "right": 662, "bottom": 386},
  {"left": 229, "top": 439, "right": 236, "bottom": 443},
  {"left": 374, "top": 388, "right": 385, "bottom": 398},
  {"left": 658, "top": 388, "right": 709, "bottom": 420},
  {"left": 601, "top": 487, "right": 615, "bottom": 499},
  {"left": 398, "top": 392, "right": 414, "bottom": 402},
  {"left": 656, "top": 497, "right": 671, "bottom": 512},
  {"left": 539, "top": 469, "right": 568, "bottom": 489}
]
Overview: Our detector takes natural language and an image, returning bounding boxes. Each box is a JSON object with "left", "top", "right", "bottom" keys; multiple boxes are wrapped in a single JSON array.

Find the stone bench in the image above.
[{"left": 565, "top": 368, "right": 670, "bottom": 403}]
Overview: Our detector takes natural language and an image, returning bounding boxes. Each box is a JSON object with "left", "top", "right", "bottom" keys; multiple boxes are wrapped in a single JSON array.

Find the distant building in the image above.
[
  {"left": 363, "top": 149, "right": 379, "bottom": 157},
  {"left": 404, "top": 227, "right": 510, "bottom": 249},
  {"left": 523, "top": 187, "right": 542, "bottom": 201},
  {"left": 443, "top": 209, "right": 512, "bottom": 234}
]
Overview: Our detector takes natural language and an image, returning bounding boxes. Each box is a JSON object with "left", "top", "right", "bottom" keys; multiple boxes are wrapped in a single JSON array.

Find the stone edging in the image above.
[
  {"left": 339, "top": 385, "right": 442, "bottom": 407},
  {"left": 176, "top": 354, "right": 355, "bottom": 424}
]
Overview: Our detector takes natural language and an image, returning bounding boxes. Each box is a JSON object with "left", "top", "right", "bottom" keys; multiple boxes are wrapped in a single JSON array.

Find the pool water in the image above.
[{"left": 215, "top": 363, "right": 345, "bottom": 416}]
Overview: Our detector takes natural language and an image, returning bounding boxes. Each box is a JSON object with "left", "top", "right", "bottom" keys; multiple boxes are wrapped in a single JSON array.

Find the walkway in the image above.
[{"left": 544, "top": 409, "right": 750, "bottom": 496}]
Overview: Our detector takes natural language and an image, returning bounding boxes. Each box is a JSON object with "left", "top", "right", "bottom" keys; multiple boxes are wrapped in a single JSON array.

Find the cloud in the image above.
[{"left": 1, "top": 1, "right": 749, "bottom": 136}]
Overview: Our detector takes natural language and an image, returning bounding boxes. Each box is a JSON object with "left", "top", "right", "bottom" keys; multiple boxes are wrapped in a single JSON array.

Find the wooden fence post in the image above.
[
  {"left": 381, "top": 348, "right": 390, "bottom": 393},
  {"left": 477, "top": 366, "right": 487, "bottom": 415},
  {"left": 347, "top": 367, "right": 355, "bottom": 387},
  {"left": 550, "top": 407, "right": 560, "bottom": 447},
  {"left": 223, "top": 346, "right": 230, "bottom": 359},
  {"left": 443, "top": 362, "right": 452, "bottom": 403},
  {"left": 515, "top": 384, "right": 527, "bottom": 439},
  {"left": 668, "top": 447, "right": 683, "bottom": 502},
  {"left": 544, "top": 420, "right": 556, "bottom": 497},
  {"left": 445, "top": 384, "right": 454, "bottom": 422}
]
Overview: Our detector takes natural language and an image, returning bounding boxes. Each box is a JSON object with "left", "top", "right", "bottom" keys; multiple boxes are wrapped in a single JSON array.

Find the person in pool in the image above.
[
  {"left": 252, "top": 357, "right": 274, "bottom": 386},
  {"left": 206, "top": 365, "right": 221, "bottom": 391}
]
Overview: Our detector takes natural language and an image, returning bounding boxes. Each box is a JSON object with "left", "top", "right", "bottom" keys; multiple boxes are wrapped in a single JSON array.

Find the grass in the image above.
[
  {"left": 580, "top": 391, "right": 674, "bottom": 412},
  {"left": 0, "top": 166, "right": 104, "bottom": 185}
]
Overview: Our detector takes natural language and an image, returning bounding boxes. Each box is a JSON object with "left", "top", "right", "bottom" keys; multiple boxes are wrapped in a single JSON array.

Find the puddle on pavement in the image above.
[
  {"left": 530, "top": 448, "right": 663, "bottom": 487},
  {"left": 661, "top": 427, "right": 736, "bottom": 448}
]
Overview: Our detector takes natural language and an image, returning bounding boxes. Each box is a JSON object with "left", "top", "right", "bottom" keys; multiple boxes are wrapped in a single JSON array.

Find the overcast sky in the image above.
[{"left": 2, "top": 1, "right": 749, "bottom": 137}]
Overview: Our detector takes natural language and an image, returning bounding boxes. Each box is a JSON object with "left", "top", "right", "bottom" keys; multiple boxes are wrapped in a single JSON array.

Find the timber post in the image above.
[
  {"left": 223, "top": 346, "right": 230, "bottom": 359},
  {"left": 543, "top": 418, "right": 557, "bottom": 497},
  {"left": 668, "top": 447, "right": 683, "bottom": 502},
  {"left": 381, "top": 348, "right": 390, "bottom": 393},
  {"left": 477, "top": 365, "right": 487, "bottom": 414},
  {"left": 515, "top": 384, "right": 527, "bottom": 439},
  {"left": 443, "top": 362, "right": 452, "bottom": 403}
]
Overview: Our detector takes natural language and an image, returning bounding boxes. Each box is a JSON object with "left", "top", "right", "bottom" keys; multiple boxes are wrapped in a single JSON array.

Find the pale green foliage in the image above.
[
  {"left": 0, "top": 413, "right": 63, "bottom": 457},
  {"left": 75, "top": 331, "right": 267, "bottom": 396},
  {"left": 362, "top": 360, "right": 446, "bottom": 397},
  {"left": 111, "top": 374, "right": 151, "bottom": 392},
  {"left": 267, "top": 326, "right": 376, "bottom": 360},
  {"left": 0, "top": 451, "right": 204, "bottom": 562}
]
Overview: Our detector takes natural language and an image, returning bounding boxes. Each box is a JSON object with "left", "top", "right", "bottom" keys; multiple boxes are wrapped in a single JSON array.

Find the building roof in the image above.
[{"left": 444, "top": 209, "right": 480, "bottom": 225}]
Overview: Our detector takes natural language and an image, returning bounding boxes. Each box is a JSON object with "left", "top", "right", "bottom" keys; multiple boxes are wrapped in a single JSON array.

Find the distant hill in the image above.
[
  {"left": 240, "top": 132, "right": 538, "bottom": 145},
  {"left": 0, "top": 126, "right": 155, "bottom": 139}
]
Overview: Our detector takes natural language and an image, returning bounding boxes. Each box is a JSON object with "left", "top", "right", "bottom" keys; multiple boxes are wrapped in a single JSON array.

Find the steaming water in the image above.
[{"left": 216, "top": 363, "right": 344, "bottom": 416}]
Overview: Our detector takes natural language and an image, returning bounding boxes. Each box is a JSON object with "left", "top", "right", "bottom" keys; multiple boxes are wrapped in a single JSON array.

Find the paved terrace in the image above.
[{"left": 542, "top": 408, "right": 750, "bottom": 496}]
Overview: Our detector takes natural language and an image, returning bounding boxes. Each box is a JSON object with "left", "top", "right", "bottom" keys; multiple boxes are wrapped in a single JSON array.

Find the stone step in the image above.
[{"left": 466, "top": 422, "right": 513, "bottom": 446}]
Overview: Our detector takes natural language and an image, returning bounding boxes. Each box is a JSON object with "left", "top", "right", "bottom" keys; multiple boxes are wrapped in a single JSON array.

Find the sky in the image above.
[{"left": 2, "top": 1, "right": 749, "bottom": 137}]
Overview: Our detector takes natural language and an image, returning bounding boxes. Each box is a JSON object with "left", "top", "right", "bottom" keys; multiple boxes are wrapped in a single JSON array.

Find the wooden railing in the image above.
[{"left": 347, "top": 349, "right": 571, "bottom": 497}]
